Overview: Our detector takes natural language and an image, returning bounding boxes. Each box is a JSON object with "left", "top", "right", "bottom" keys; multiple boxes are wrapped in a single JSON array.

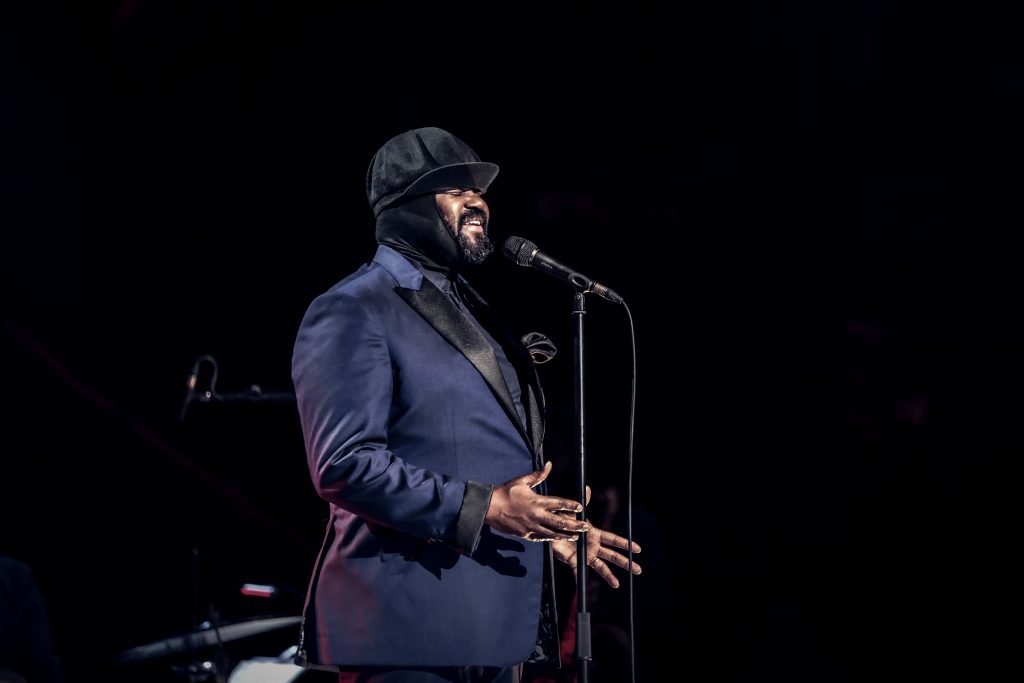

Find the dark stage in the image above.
[{"left": 2, "top": 2, "right": 1020, "bottom": 681}]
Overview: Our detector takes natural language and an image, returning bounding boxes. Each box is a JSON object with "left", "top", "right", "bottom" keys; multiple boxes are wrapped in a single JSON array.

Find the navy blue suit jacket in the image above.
[{"left": 292, "top": 246, "right": 555, "bottom": 669}]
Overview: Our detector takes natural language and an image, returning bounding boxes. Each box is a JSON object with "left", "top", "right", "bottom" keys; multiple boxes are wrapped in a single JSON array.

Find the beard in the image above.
[{"left": 454, "top": 207, "right": 494, "bottom": 265}]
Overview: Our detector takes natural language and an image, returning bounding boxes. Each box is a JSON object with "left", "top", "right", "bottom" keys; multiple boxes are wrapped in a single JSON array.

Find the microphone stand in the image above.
[{"left": 571, "top": 290, "right": 593, "bottom": 683}]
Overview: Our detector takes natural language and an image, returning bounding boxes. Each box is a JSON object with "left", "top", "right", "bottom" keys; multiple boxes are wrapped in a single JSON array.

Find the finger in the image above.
[
  {"left": 544, "top": 496, "right": 584, "bottom": 514},
  {"left": 525, "top": 509, "right": 587, "bottom": 539},
  {"left": 539, "top": 512, "right": 588, "bottom": 535},
  {"left": 595, "top": 531, "right": 641, "bottom": 554},
  {"left": 586, "top": 557, "right": 621, "bottom": 589},
  {"left": 525, "top": 531, "right": 578, "bottom": 542},
  {"left": 584, "top": 485, "right": 592, "bottom": 506},
  {"left": 508, "top": 461, "right": 552, "bottom": 489},
  {"left": 526, "top": 460, "right": 552, "bottom": 488},
  {"left": 594, "top": 547, "right": 643, "bottom": 575}
]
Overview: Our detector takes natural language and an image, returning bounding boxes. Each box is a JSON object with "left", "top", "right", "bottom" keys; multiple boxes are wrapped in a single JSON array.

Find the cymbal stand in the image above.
[{"left": 170, "top": 548, "right": 229, "bottom": 683}]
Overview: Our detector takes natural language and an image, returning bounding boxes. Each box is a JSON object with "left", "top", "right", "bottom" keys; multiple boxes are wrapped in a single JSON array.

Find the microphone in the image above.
[{"left": 502, "top": 236, "right": 623, "bottom": 303}]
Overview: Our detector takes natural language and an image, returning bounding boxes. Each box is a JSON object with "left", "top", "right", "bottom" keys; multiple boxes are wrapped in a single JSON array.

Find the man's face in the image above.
[{"left": 435, "top": 189, "right": 493, "bottom": 265}]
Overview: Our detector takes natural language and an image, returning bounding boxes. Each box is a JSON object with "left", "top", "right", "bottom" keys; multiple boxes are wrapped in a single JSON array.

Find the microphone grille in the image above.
[{"left": 502, "top": 235, "right": 537, "bottom": 267}]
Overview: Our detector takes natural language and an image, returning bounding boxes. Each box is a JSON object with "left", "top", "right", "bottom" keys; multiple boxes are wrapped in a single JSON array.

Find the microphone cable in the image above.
[{"left": 623, "top": 299, "right": 638, "bottom": 683}]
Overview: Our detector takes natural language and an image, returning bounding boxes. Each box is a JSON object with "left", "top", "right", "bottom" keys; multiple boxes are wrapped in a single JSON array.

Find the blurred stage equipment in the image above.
[
  {"left": 179, "top": 354, "right": 295, "bottom": 422},
  {"left": 227, "top": 645, "right": 305, "bottom": 683},
  {"left": 240, "top": 583, "right": 279, "bottom": 599},
  {"left": 114, "top": 615, "right": 302, "bottom": 664}
]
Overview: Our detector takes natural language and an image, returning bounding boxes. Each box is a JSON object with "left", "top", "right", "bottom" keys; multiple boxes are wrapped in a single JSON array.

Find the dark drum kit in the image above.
[{"left": 118, "top": 358, "right": 310, "bottom": 682}]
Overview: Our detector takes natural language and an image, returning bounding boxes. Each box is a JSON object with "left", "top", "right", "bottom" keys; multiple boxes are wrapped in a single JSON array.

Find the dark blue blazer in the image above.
[{"left": 292, "top": 246, "right": 553, "bottom": 668}]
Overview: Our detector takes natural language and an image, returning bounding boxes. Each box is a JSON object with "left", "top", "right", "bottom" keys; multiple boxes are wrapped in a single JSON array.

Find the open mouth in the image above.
[{"left": 460, "top": 210, "right": 487, "bottom": 234}]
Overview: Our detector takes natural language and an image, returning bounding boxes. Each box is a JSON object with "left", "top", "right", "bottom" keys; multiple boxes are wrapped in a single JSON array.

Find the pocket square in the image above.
[{"left": 521, "top": 332, "right": 557, "bottom": 365}]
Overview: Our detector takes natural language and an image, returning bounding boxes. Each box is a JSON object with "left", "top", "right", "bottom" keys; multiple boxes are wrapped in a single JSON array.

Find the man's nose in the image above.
[{"left": 465, "top": 192, "right": 487, "bottom": 209}]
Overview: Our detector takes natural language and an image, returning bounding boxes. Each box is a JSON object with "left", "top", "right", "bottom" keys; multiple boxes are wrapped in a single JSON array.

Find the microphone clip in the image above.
[{"left": 178, "top": 354, "right": 219, "bottom": 422}]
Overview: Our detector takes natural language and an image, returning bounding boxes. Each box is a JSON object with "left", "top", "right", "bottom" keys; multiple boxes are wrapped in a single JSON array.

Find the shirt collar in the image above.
[{"left": 420, "top": 267, "right": 455, "bottom": 297}]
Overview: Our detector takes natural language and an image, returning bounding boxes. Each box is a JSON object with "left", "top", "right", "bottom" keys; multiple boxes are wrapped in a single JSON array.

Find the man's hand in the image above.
[
  {"left": 552, "top": 485, "right": 642, "bottom": 588},
  {"left": 485, "top": 461, "right": 591, "bottom": 541}
]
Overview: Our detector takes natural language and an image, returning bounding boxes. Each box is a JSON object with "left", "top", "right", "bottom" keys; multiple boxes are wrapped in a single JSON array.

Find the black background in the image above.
[{"left": 2, "top": 2, "right": 1021, "bottom": 682}]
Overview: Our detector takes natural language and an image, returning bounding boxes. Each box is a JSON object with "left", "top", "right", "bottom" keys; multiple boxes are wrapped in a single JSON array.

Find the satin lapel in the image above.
[{"left": 394, "top": 282, "right": 533, "bottom": 448}]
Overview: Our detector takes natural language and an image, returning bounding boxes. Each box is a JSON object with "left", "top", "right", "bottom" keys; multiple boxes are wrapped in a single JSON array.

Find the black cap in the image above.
[{"left": 365, "top": 127, "right": 499, "bottom": 217}]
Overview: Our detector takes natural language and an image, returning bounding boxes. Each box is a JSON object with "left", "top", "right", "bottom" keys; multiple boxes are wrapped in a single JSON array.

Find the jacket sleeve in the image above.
[{"left": 291, "top": 288, "right": 489, "bottom": 554}]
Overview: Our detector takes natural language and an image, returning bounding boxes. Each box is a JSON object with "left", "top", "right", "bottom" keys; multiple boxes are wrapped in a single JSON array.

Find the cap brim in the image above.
[
  {"left": 372, "top": 162, "right": 499, "bottom": 216},
  {"left": 403, "top": 161, "right": 499, "bottom": 197}
]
